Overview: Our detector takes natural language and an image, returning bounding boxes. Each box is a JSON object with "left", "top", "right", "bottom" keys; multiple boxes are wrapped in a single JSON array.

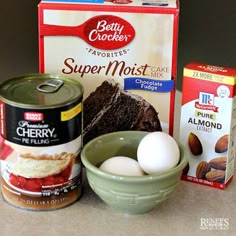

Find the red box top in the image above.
[
  {"left": 39, "top": 0, "right": 179, "bottom": 13},
  {"left": 185, "top": 62, "right": 236, "bottom": 77},
  {"left": 40, "top": 0, "right": 178, "bottom": 9}
]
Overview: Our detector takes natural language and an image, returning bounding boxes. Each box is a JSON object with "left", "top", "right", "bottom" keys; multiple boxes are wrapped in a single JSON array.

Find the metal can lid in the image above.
[{"left": 0, "top": 74, "right": 83, "bottom": 108}]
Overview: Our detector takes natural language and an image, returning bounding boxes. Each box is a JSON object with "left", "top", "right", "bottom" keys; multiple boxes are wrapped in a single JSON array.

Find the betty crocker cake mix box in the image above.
[
  {"left": 38, "top": 0, "right": 179, "bottom": 144},
  {"left": 179, "top": 62, "right": 236, "bottom": 189}
]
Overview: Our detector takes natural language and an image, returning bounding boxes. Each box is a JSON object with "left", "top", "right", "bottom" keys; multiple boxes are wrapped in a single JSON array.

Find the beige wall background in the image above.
[{"left": 0, "top": 0, "right": 236, "bottom": 90}]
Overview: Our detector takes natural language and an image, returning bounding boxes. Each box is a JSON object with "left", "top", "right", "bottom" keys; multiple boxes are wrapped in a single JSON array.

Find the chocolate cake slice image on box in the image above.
[{"left": 83, "top": 80, "right": 162, "bottom": 145}]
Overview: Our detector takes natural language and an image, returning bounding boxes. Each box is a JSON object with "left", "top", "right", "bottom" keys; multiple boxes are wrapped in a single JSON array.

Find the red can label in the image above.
[{"left": 0, "top": 100, "right": 83, "bottom": 210}]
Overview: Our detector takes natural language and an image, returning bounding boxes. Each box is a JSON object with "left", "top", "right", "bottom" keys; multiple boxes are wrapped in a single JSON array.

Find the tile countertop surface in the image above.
[{"left": 0, "top": 91, "right": 235, "bottom": 236}]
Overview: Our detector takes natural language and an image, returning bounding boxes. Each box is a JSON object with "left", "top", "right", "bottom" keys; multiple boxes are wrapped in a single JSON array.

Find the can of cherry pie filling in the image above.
[{"left": 0, "top": 74, "right": 83, "bottom": 210}]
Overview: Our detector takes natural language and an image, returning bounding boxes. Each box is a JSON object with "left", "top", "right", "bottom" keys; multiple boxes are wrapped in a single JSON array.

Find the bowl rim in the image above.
[{"left": 81, "top": 131, "right": 187, "bottom": 183}]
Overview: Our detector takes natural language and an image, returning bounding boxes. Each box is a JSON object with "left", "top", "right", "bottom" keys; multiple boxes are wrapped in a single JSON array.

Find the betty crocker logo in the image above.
[
  {"left": 84, "top": 15, "right": 135, "bottom": 50},
  {"left": 41, "top": 15, "right": 135, "bottom": 51}
]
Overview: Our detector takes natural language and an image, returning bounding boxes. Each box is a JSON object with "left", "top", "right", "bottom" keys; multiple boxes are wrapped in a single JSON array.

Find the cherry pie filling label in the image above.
[{"left": 0, "top": 100, "right": 83, "bottom": 210}]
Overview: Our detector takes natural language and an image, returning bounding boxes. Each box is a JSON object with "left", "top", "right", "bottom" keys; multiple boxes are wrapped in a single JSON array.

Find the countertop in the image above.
[{"left": 0, "top": 91, "right": 235, "bottom": 236}]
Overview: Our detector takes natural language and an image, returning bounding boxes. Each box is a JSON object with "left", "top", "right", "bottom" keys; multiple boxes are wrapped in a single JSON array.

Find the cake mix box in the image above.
[
  {"left": 38, "top": 0, "right": 179, "bottom": 144},
  {"left": 179, "top": 62, "right": 236, "bottom": 189}
]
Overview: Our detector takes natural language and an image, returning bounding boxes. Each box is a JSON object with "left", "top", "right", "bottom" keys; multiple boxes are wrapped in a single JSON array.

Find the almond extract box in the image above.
[
  {"left": 38, "top": 0, "right": 179, "bottom": 143},
  {"left": 179, "top": 62, "right": 236, "bottom": 189}
]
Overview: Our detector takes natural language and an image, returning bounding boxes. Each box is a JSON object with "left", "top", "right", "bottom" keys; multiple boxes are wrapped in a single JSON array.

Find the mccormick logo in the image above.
[
  {"left": 195, "top": 92, "right": 218, "bottom": 112},
  {"left": 41, "top": 15, "right": 135, "bottom": 50},
  {"left": 24, "top": 112, "right": 44, "bottom": 122}
]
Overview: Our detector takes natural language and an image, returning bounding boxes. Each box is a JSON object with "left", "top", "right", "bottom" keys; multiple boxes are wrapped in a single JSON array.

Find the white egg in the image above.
[
  {"left": 137, "top": 132, "right": 180, "bottom": 174},
  {"left": 99, "top": 156, "right": 145, "bottom": 176}
]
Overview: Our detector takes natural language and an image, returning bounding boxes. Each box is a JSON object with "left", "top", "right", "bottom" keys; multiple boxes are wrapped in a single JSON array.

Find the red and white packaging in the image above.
[
  {"left": 179, "top": 62, "right": 236, "bottom": 189},
  {"left": 38, "top": 0, "right": 179, "bottom": 136}
]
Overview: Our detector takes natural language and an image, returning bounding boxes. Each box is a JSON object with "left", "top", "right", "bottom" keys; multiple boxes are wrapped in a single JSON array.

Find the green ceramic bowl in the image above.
[{"left": 81, "top": 131, "right": 187, "bottom": 214}]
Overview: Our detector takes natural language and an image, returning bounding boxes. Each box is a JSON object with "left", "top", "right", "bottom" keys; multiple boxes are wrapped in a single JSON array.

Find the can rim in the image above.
[{"left": 0, "top": 73, "right": 84, "bottom": 108}]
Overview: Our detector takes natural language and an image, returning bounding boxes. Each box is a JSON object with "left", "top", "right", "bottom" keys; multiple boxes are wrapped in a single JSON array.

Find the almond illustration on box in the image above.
[{"left": 188, "top": 132, "right": 203, "bottom": 156}]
